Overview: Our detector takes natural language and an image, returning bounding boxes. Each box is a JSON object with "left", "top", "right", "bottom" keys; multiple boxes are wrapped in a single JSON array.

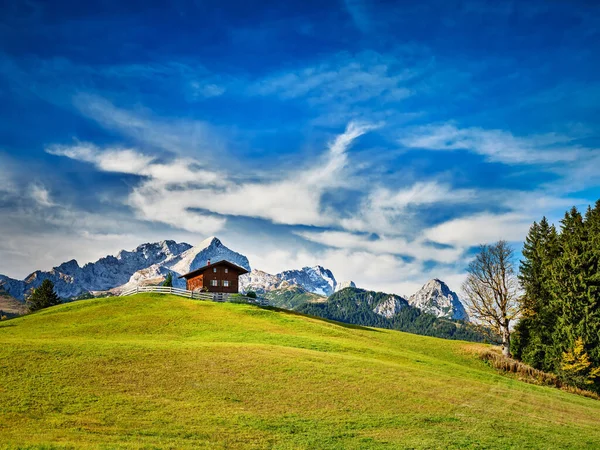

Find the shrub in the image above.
[
  {"left": 245, "top": 291, "right": 257, "bottom": 299},
  {"left": 559, "top": 337, "right": 600, "bottom": 389}
]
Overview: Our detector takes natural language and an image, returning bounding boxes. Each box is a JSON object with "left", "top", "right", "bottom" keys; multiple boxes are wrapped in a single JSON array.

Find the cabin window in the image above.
[
  {"left": 211, "top": 279, "right": 218, "bottom": 286},
  {"left": 213, "top": 267, "right": 217, "bottom": 273},
  {"left": 225, "top": 268, "right": 228, "bottom": 273},
  {"left": 223, "top": 280, "right": 229, "bottom": 287}
]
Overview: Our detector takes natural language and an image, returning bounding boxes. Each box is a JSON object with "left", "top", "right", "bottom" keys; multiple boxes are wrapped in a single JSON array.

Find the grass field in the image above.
[{"left": 0, "top": 294, "right": 599, "bottom": 449}]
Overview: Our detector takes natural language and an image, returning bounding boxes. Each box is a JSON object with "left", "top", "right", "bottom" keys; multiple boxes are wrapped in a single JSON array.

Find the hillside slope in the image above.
[{"left": 0, "top": 294, "right": 599, "bottom": 449}]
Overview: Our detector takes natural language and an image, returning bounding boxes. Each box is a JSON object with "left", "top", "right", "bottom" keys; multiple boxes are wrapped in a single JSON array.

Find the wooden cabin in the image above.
[{"left": 178, "top": 260, "right": 248, "bottom": 293}]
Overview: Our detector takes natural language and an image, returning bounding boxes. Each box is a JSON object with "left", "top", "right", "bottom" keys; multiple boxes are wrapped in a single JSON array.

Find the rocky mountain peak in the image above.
[
  {"left": 408, "top": 279, "right": 468, "bottom": 321},
  {"left": 198, "top": 236, "right": 221, "bottom": 249},
  {"left": 334, "top": 280, "right": 356, "bottom": 292}
]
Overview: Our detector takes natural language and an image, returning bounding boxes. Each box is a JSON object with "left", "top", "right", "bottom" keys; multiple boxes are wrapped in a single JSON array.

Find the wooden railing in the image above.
[{"left": 119, "top": 285, "right": 269, "bottom": 306}]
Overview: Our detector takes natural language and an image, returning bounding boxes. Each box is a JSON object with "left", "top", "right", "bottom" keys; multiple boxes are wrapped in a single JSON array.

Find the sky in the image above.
[{"left": 1, "top": 0, "right": 599, "bottom": 295}]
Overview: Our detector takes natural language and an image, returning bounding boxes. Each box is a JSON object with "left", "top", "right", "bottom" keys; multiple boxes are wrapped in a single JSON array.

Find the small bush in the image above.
[
  {"left": 245, "top": 291, "right": 257, "bottom": 299},
  {"left": 559, "top": 337, "right": 600, "bottom": 389}
]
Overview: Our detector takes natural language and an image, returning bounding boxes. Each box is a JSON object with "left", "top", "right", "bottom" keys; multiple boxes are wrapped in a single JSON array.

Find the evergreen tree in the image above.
[
  {"left": 163, "top": 272, "right": 173, "bottom": 287},
  {"left": 548, "top": 207, "right": 589, "bottom": 372},
  {"left": 515, "top": 201, "right": 600, "bottom": 392},
  {"left": 515, "top": 217, "right": 560, "bottom": 371},
  {"left": 583, "top": 201, "right": 600, "bottom": 370},
  {"left": 27, "top": 279, "right": 61, "bottom": 312}
]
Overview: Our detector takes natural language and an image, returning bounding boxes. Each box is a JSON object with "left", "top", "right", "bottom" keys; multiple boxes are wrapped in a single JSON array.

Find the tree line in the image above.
[{"left": 462, "top": 200, "right": 600, "bottom": 392}]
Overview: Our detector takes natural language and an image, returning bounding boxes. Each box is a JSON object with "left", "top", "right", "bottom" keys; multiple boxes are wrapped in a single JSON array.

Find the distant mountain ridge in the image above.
[
  {"left": 240, "top": 266, "right": 337, "bottom": 297},
  {"left": 297, "top": 287, "right": 482, "bottom": 341},
  {"left": 0, "top": 237, "right": 469, "bottom": 323},
  {"left": 0, "top": 240, "right": 192, "bottom": 300}
]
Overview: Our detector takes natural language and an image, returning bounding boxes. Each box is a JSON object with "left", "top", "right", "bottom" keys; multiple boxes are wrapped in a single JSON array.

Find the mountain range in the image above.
[{"left": 0, "top": 237, "right": 468, "bottom": 321}]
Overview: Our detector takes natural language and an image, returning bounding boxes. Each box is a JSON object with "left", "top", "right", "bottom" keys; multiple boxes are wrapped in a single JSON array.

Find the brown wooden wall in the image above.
[
  {"left": 202, "top": 265, "right": 241, "bottom": 293},
  {"left": 185, "top": 265, "right": 241, "bottom": 293},
  {"left": 186, "top": 273, "right": 204, "bottom": 291}
]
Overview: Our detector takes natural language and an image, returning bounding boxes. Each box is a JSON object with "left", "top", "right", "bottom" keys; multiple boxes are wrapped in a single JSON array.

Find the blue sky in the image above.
[{"left": 1, "top": 0, "right": 599, "bottom": 294}]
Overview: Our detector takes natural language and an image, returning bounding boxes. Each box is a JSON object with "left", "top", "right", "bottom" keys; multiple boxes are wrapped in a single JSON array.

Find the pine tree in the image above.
[
  {"left": 163, "top": 272, "right": 173, "bottom": 287},
  {"left": 583, "top": 201, "right": 600, "bottom": 371},
  {"left": 548, "top": 207, "right": 589, "bottom": 373},
  {"left": 515, "top": 217, "right": 560, "bottom": 371},
  {"left": 27, "top": 279, "right": 61, "bottom": 312}
]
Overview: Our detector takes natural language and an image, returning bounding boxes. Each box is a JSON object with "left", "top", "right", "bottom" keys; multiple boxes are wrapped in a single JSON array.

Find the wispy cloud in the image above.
[
  {"left": 48, "top": 121, "right": 377, "bottom": 231},
  {"left": 249, "top": 51, "right": 415, "bottom": 106},
  {"left": 296, "top": 229, "right": 463, "bottom": 263},
  {"left": 399, "top": 123, "right": 586, "bottom": 164},
  {"left": 72, "top": 94, "right": 224, "bottom": 157}
]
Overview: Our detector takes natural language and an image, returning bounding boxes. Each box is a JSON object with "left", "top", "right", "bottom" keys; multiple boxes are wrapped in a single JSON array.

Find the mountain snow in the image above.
[
  {"left": 0, "top": 237, "right": 469, "bottom": 322},
  {"left": 240, "top": 266, "right": 337, "bottom": 297},
  {"left": 408, "top": 279, "right": 469, "bottom": 321},
  {"left": 0, "top": 240, "right": 191, "bottom": 300},
  {"left": 239, "top": 266, "right": 336, "bottom": 296},
  {"left": 119, "top": 236, "right": 251, "bottom": 291},
  {"left": 278, "top": 266, "right": 337, "bottom": 296}
]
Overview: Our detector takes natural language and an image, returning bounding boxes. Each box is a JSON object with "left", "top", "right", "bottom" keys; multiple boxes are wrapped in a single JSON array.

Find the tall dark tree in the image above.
[
  {"left": 163, "top": 272, "right": 173, "bottom": 287},
  {"left": 583, "top": 201, "right": 600, "bottom": 367},
  {"left": 515, "top": 217, "right": 560, "bottom": 371},
  {"left": 514, "top": 201, "right": 600, "bottom": 392},
  {"left": 548, "top": 207, "right": 589, "bottom": 369},
  {"left": 27, "top": 279, "right": 61, "bottom": 312}
]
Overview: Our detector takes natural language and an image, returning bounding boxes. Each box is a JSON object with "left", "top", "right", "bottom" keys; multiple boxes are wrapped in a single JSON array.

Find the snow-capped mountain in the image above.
[
  {"left": 0, "top": 240, "right": 192, "bottom": 300},
  {"left": 119, "top": 236, "right": 251, "bottom": 291},
  {"left": 240, "top": 266, "right": 337, "bottom": 297},
  {"left": 238, "top": 270, "right": 288, "bottom": 294},
  {"left": 279, "top": 266, "right": 337, "bottom": 296},
  {"left": 408, "top": 279, "right": 469, "bottom": 321},
  {"left": 0, "top": 237, "right": 250, "bottom": 300},
  {"left": 0, "top": 236, "right": 469, "bottom": 323}
]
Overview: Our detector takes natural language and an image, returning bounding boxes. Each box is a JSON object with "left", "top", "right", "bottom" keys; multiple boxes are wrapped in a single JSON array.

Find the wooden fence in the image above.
[{"left": 119, "top": 285, "right": 269, "bottom": 306}]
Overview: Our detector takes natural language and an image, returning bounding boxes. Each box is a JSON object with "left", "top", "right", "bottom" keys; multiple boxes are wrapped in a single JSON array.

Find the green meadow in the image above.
[{"left": 0, "top": 294, "right": 599, "bottom": 449}]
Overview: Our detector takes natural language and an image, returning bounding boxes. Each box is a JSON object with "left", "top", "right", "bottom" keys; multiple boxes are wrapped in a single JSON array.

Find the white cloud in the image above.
[
  {"left": 29, "top": 184, "right": 55, "bottom": 207},
  {"left": 424, "top": 212, "right": 533, "bottom": 247},
  {"left": 49, "top": 122, "right": 377, "bottom": 232},
  {"left": 339, "top": 182, "right": 475, "bottom": 235},
  {"left": 399, "top": 123, "right": 585, "bottom": 164},
  {"left": 47, "top": 143, "right": 222, "bottom": 185},
  {"left": 296, "top": 230, "right": 463, "bottom": 263}
]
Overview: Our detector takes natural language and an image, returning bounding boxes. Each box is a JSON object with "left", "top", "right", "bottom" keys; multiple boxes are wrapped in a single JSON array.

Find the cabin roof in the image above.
[{"left": 177, "top": 260, "right": 249, "bottom": 279}]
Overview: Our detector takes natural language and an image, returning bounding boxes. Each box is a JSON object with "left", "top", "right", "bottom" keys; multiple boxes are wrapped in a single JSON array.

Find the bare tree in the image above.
[{"left": 462, "top": 240, "right": 520, "bottom": 357}]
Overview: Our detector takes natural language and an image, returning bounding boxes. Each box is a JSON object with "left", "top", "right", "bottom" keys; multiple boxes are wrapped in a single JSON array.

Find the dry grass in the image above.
[{"left": 472, "top": 346, "right": 600, "bottom": 401}]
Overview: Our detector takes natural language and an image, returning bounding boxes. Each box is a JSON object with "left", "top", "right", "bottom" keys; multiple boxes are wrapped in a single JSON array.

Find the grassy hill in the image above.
[{"left": 0, "top": 294, "right": 599, "bottom": 449}]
